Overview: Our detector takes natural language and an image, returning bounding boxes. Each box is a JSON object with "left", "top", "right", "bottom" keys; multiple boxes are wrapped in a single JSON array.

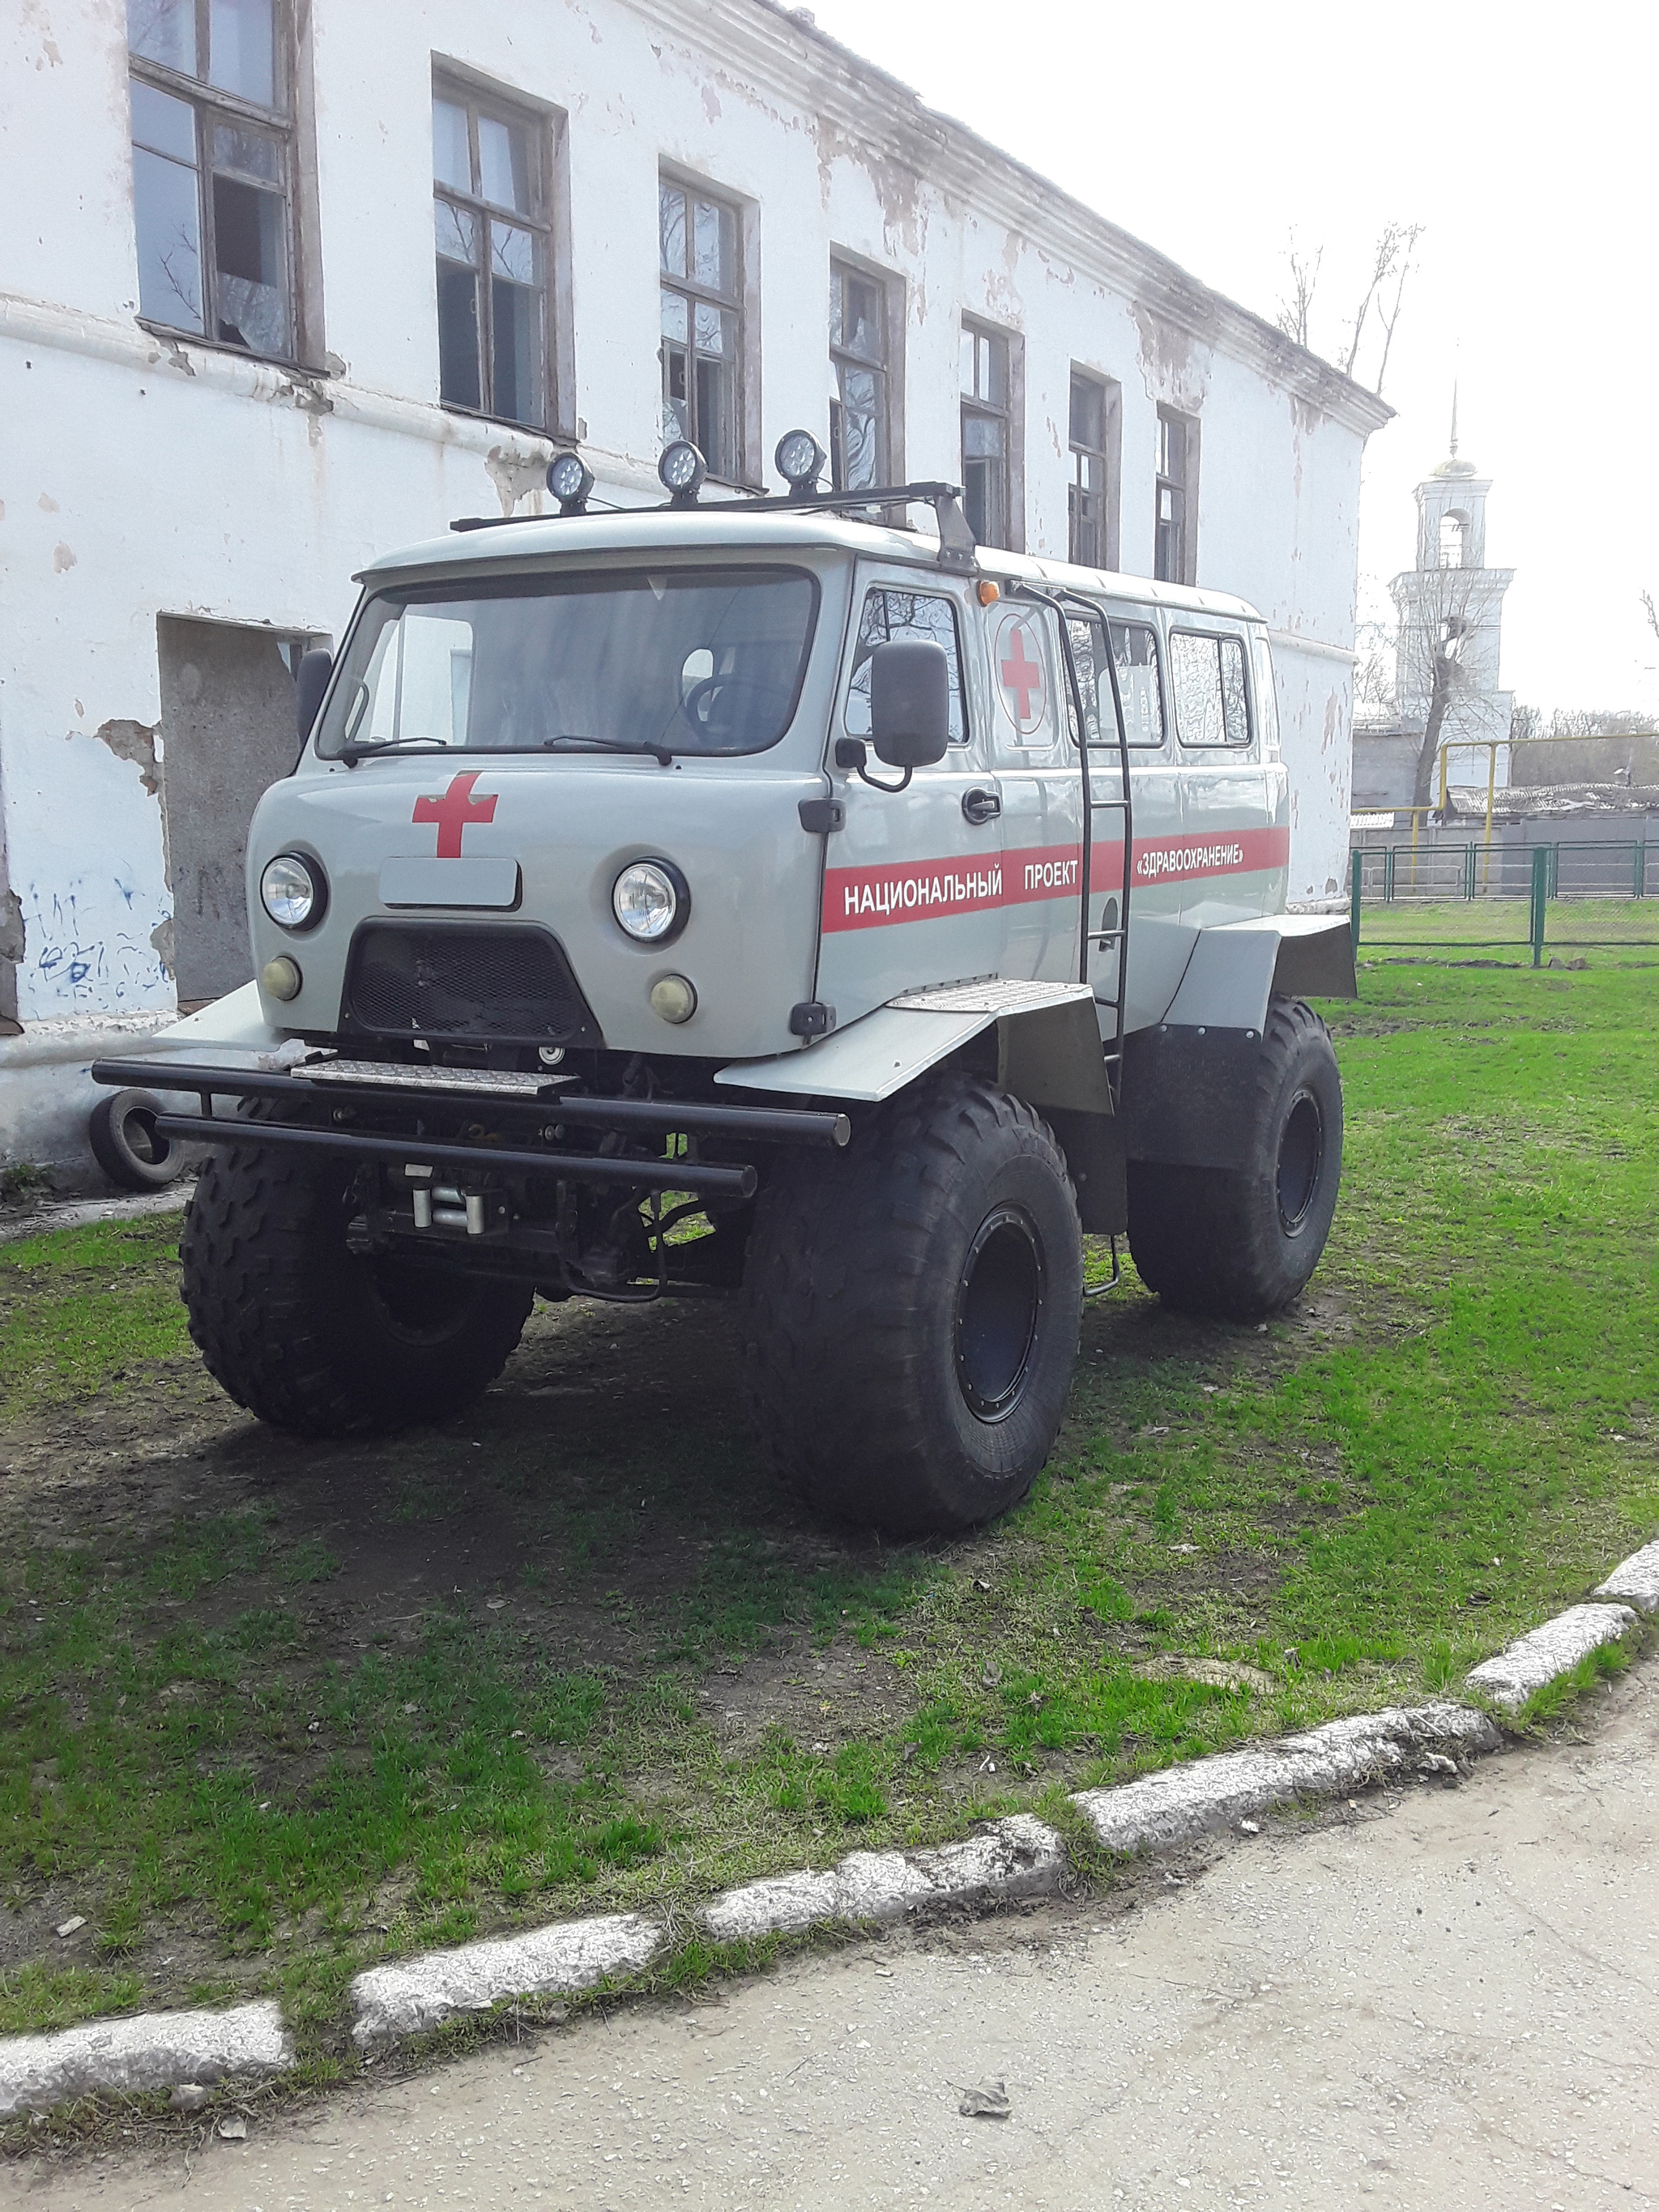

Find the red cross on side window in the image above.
[
  {"left": 412, "top": 771, "right": 498, "bottom": 858},
  {"left": 1000, "top": 624, "right": 1043, "bottom": 723}
]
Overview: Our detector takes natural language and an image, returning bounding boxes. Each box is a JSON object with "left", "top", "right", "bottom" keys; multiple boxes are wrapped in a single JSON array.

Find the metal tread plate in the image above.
[
  {"left": 886, "top": 978, "right": 1097, "bottom": 1017},
  {"left": 292, "top": 1059, "right": 573, "bottom": 1097}
]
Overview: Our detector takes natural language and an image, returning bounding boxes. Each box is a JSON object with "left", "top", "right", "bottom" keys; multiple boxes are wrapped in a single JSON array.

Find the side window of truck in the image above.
[
  {"left": 1169, "top": 629, "right": 1252, "bottom": 748},
  {"left": 1111, "top": 620, "right": 1166, "bottom": 747},
  {"left": 1064, "top": 615, "right": 1166, "bottom": 750},
  {"left": 844, "top": 587, "right": 969, "bottom": 745}
]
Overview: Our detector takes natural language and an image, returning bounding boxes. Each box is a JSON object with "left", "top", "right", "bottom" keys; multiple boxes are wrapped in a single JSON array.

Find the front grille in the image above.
[{"left": 343, "top": 923, "right": 603, "bottom": 1047}]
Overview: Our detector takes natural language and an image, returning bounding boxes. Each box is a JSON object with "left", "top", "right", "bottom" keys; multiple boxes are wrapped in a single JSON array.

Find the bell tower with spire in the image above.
[{"left": 1388, "top": 391, "right": 1515, "bottom": 774}]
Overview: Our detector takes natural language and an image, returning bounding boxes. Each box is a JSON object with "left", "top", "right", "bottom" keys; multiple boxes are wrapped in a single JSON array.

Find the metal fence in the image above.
[{"left": 1349, "top": 839, "right": 1659, "bottom": 961}]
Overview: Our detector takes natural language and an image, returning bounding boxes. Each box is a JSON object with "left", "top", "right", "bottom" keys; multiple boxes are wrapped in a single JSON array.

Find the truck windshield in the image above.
[{"left": 315, "top": 566, "right": 819, "bottom": 760}]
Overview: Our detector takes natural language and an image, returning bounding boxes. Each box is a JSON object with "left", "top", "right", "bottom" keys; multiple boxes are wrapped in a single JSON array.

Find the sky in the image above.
[{"left": 804, "top": 0, "right": 1659, "bottom": 718}]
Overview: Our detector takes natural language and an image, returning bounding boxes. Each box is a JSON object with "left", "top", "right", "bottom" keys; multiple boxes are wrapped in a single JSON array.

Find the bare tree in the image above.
[
  {"left": 1351, "top": 618, "right": 1397, "bottom": 722},
  {"left": 1398, "top": 564, "right": 1481, "bottom": 811},
  {"left": 1510, "top": 701, "right": 1545, "bottom": 744},
  {"left": 1274, "top": 236, "right": 1323, "bottom": 351},
  {"left": 1276, "top": 224, "right": 1423, "bottom": 397},
  {"left": 1643, "top": 589, "right": 1659, "bottom": 643}
]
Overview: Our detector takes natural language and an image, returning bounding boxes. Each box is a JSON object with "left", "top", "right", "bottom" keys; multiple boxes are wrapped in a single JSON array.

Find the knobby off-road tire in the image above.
[
  {"left": 740, "top": 1074, "right": 1084, "bottom": 1538},
  {"left": 180, "top": 1141, "right": 534, "bottom": 1434},
  {"left": 1127, "top": 994, "right": 1342, "bottom": 1321}
]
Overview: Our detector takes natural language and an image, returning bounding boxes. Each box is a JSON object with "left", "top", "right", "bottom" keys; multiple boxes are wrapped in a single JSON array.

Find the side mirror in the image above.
[
  {"left": 869, "top": 640, "right": 951, "bottom": 768},
  {"left": 294, "top": 647, "right": 335, "bottom": 741}
]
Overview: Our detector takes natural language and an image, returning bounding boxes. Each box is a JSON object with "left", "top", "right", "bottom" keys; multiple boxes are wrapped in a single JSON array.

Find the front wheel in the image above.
[
  {"left": 180, "top": 1143, "right": 534, "bottom": 1434},
  {"left": 1127, "top": 995, "right": 1343, "bottom": 1319},
  {"left": 740, "top": 1075, "right": 1084, "bottom": 1538}
]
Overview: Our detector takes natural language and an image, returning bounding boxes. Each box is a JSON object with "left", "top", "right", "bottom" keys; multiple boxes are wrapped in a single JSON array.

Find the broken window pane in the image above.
[
  {"left": 207, "top": 0, "right": 275, "bottom": 109},
  {"left": 477, "top": 113, "right": 532, "bottom": 215},
  {"left": 127, "top": 0, "right": 197, "bottom": 77},
  {"left": 212, "top": 165, "right": 288, "bottom": 352},
  {"left": 437, "top": 199, "right": 482, "bottom": 410},
  {"left": 1070, "top": 375, "right": 1104, "bottom": 453},
  {"left": 830, "top": 262, "right": 889, "bottom": 492},
  {"left": 659, "top": 286, "right": 689, "bottom": 347},
  {"left": 134, "top": 139, "right": 203, "bottom": 330},
  {"left": 432, "top": 96, "right": 471, "bottom": 193}
]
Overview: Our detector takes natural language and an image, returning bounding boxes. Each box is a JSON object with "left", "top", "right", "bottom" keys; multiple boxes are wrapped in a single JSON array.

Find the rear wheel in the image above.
[
  {"left": 1127, "top": 995, "right": 1342, "bottom": 1319},
  {"left": 180, "top": 1141, "right": 533, "bottom": 1434},
  {"left": 740, "top": 1074, "right": 1083, "bottom": 1537}
]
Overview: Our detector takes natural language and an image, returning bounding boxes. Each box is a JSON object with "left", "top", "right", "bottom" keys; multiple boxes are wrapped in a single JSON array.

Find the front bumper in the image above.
[{"left": 89, "top": 1057, "right": 851, "bottom": 1206}]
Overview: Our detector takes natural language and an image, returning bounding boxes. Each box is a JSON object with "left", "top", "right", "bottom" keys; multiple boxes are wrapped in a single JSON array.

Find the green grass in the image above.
[
  {"left": 0, "top": 961, "right": 1653, "bottom": 2054},
  {"left": 1358, "top": 893, "right": 1659, "bottom": 952}
]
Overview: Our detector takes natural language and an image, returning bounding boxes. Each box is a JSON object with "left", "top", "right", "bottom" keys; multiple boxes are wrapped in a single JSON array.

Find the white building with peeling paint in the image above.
[{"left": 0, "top": 0, "right": 1389, "bottom": 1174}]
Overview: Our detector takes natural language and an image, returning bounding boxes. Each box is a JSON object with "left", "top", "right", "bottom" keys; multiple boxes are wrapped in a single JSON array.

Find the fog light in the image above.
[
  {"left": 649, "top": 974, "right": 697, "bottom": 1025},
  {"left": 261, "top": 955, "right": 302, "bottom": 1001}
]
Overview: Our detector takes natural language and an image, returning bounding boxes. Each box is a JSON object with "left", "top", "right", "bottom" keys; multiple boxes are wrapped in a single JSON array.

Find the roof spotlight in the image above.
[
  {"left": 546, "top": 451, "right": 594, "bottom": 514},
  {"left": 658, "top": 440, "right": 707, "bottom": 505},
  {"left": 775, "top": 428, "right": 827, "bottom": 495}
]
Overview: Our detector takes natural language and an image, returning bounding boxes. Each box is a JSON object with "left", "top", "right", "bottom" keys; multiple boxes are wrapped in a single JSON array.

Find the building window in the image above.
[
  {"left": 659, "top": 177, "right": 743, "bottom": 481},
  {"left": 1154, "top": 406, "right": 1197, "bottom": 584},
  {"left": 1439, "top": 510, "right": 1467, "bottom": 569},
  {"left": 432, "top": 82, "right": 549, "bottom": 429},
  {"left": 961, "top": 322, "right": 1013, "bottom": 549},
  {"left": 830, "top": 261, "right": 893, "bottom": 493},
  {"left": 126, "top": 0, "right": 297, "bottom": 360},
  {"left": 1068, "top": 370, "right": 1120, "bottom": 570}
]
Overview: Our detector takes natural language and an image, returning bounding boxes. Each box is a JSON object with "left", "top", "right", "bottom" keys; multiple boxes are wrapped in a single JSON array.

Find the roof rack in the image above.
[{"left": 449, "top": 480, "right": 979, "bottom": 573}]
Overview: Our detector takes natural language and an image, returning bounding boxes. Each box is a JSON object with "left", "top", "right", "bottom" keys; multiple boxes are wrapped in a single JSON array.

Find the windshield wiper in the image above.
[
  {"left": 540, "top": 735, "right": 676, "bottom": 767},
  {"left": 335, "top": 737, "right": 453, "bottom": 766}
]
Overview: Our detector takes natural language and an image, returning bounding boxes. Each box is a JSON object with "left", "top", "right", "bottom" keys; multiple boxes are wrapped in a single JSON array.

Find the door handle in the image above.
[{"left": 962, "top": 788, "right": 1001, "bottom": 826}]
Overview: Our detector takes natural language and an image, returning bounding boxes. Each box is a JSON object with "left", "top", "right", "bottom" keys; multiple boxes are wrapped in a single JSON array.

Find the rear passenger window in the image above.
[
  {"left": 1170, "top": 630, "right": 1251, "bottom": 748},
  {"left": 845, "top": 587, "right": 968, "bottom": 745},
  {"left": 1110, "top": 620, "right": 1166, "bottom": 747}
]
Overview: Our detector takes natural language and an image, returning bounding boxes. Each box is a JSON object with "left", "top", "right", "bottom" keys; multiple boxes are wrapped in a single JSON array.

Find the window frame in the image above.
[
  {"left": 1167, "top": 628, "right": 1253, "bottom": 751},
  {"left": 1067, "top": 369, "right": 1121, "bottom": 572},
  {"left": 127, "top": 0, "right": 307, "bottom": 367},
  {"left": 431, "top": 73, "right": 557, "bottom": 433},
  {"left": 960, "top": 318, "right": 1018, "bottom": 552},
  {"left": 659, "top": 170, "right": 749, "bottom": 487},
  {"left": 829, "top": 254, "right": 903, "bottom": 497},
  {"left": 1154, "top": 404, "right": 1199, "bottom": 586}
]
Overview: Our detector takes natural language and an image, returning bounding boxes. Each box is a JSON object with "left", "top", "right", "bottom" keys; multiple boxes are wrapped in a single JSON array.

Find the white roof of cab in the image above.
[{"left": 356, "top": 503, "right": 1263, "bottom": 625}]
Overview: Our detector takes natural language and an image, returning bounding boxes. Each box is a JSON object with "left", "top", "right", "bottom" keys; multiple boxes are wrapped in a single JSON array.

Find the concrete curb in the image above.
[
  {"left": 1464, "top": 1601, "right": 1638, "bottom": 1709},
  {"left": 1595, "top": 1537, "right": 1659, "bottom": 1614},
  {"left": 1, "top": 1568, "right": 1651, "bottom": 2110},
  {"left": 0, "top": 2001, "right": 289, "bottom": 2120},
  {"left": 702, "top": 1813, "right": 1065, "bottom": 1942},
  {"left": 350, "top": 1912, "right": 662, "bottom": 2051},
  {"left": 1069, "top": 1703, "right": 1499, "bottom": 1854}
]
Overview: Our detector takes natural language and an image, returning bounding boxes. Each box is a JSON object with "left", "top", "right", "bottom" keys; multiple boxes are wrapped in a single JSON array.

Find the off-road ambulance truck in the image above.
[{"left": 93, "top": 434, "right": 1354, "bottom": 1538}]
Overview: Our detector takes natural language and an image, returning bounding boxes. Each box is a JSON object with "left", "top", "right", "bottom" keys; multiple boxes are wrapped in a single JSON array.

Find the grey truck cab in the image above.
[{"left": 95, "top": 437, "right": 1354, "bottom": 1537}]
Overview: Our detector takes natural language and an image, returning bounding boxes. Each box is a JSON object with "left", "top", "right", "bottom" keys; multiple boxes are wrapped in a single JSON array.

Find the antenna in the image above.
[{"left": 1449, "top": 381, "right": 1459, "bottom": 460}]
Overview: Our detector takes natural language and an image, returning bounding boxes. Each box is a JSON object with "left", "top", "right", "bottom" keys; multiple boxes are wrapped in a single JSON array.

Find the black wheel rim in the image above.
[
  {"left": 1277, "top": 1091, "right": 1324, "bottom": 1235},
  {"left": 953, "top": 1205, "right": 1045, "bottom": 1422}
]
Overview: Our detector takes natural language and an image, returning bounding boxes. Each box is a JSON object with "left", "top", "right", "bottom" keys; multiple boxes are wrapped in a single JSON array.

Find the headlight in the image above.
[
  {"left": 260, "top": 852, "right": 326, "bottom": 931},
  {"left": 612, "top": 859, "right": 689, "bottom": 944}
]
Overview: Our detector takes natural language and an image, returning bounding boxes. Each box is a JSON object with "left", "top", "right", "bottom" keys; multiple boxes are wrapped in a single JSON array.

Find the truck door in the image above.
[
  {"left": 817, "top": 572, "right": 1004, "bottom": 1025},
  {"left": 1108, "top": 612, "right": 1194, "bottom": 1028},
  {"left": 1166, "top": 625, "right": 1279, "bottom": 931},
  {"left": 983, "top": 602, "right": 1083, "bottom": 984}
]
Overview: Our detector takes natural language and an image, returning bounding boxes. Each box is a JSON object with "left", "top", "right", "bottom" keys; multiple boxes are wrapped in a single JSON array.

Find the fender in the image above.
[
  {"left": 715, "top": 978, "right": 1126, "bottom": 1232},
  {"left": 1161, "top": 914, "right": 1356, "bottom": 1033}
]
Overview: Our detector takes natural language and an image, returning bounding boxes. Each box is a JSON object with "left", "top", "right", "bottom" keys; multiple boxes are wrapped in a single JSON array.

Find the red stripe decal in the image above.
[{"left": 823, "top": 826, "right": 1288, "bottom": 933}]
